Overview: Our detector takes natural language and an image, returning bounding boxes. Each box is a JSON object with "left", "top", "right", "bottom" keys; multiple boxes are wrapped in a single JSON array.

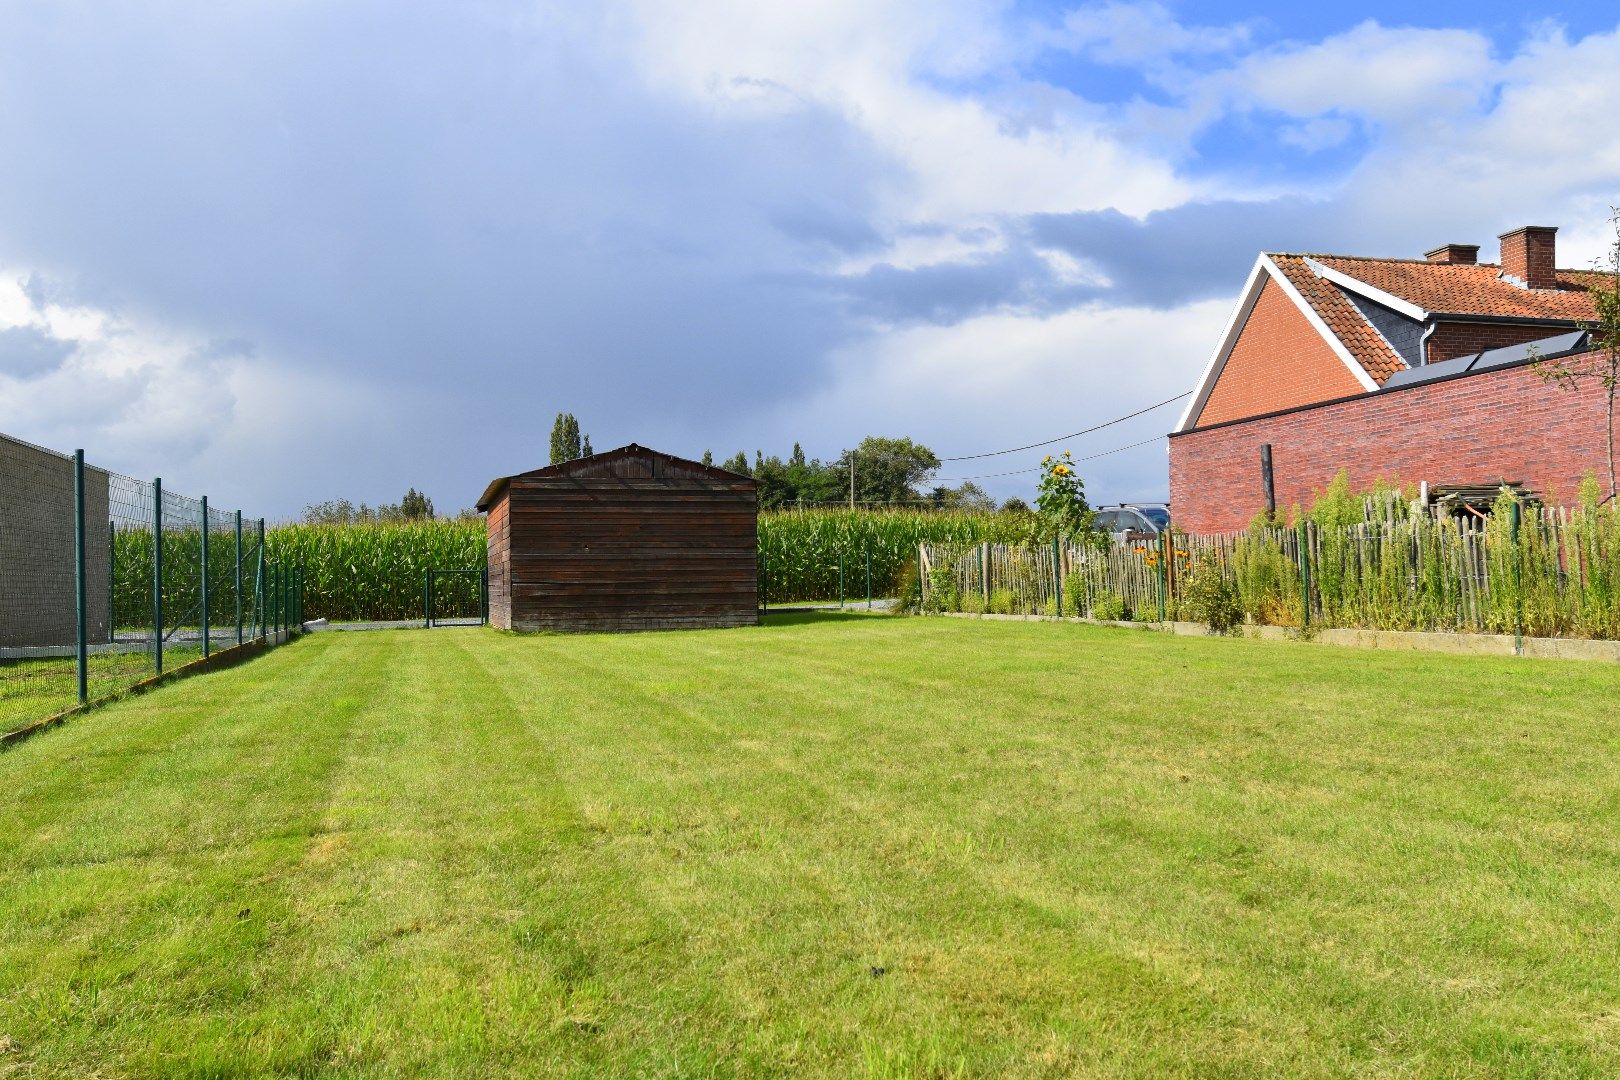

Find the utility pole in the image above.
[{"left": 849, "top": 451, "right": 856, "bottom": 510}]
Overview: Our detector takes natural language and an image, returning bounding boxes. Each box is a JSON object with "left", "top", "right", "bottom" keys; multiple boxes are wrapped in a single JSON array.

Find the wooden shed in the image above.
[{"left": 475, "top": 444, "right": 758, "bottom": 632}]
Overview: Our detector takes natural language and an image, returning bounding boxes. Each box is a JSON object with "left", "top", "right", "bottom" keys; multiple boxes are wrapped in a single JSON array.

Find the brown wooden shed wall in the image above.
[
  {"left": 485, "top": 494, "right": 511, "bottom": 629},
  {"left": 487, "top": 450, "right": 756, "bottom": 632}
]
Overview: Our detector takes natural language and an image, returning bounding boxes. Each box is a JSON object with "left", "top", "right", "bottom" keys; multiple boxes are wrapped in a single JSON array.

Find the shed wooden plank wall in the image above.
[
  {"left": 493, "top": 450, "right": 757, "bottom": 632},
  {"left": 485, "top": 494, "right": 511, "bottom": 629}
]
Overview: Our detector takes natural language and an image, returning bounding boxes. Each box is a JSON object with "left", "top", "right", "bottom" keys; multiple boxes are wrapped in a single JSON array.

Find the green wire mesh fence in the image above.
[{"left": 3, "top": 432, "right": 301, "bottom": 740}]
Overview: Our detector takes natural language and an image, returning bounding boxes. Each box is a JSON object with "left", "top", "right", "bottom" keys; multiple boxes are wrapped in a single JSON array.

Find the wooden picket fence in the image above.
[{"left": 919, "top": 503, "right": 1620, "bottom": 639}]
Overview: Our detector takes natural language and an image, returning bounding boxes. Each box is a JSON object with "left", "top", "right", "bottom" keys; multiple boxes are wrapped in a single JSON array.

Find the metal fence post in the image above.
[
  {"left": 1156, "top": 533, "right": 1166, "bottom": 624},
  {"left": 200, "top": 495, "right": 210, "bottom": 659},
  {"left": 1160, "top": 529, "right": 1171, "bottom": 622},
  {"left": 153, "top": 477, "right": 163, "bottom": 676},
  {"left": 481, "top": 567, "right": 490, "bottom": 625},
  {"left": 1511, "top": 500, "right": 1524, "bottom": 655},
  {"left": 234, "top": 510, "right": 243, "bottom": 646},
  {"left": 1297, "top": 522, "right": 1312, "bottom": 629},
  {"left": 108, "top": 519, "right": 116, "bottom": 646},
  {"left": 839, "top": 554, "right": 844, "bottom": 609},
  {"left": 424, "top": 571, "right": 433, "bottom": 629},
  {"left": 73, "top": 450, "right": 88, "bottom": 704},
  {"left": 255, "top": 520, "right": 266, "bottom": 640},
  {"left": 866, "top": 548, "right": 872, "bottom": 610}
]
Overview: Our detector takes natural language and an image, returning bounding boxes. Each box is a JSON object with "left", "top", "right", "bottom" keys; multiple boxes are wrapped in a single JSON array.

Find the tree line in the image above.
[
  {"left": 702, "top": 436, "right": 1027, "bottom": 511},
  {"left": 302, "top": 417, "right": 1039, "bottom": 525}
]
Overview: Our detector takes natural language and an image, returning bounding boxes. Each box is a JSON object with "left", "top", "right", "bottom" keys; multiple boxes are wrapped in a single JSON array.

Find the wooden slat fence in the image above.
[{"left": 919, "top": 504, "right": 1620, "bottom": 639}]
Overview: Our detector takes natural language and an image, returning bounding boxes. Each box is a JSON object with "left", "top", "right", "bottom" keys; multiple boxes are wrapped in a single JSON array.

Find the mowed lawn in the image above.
[{"left": 3, "top": 618, "right": 1620, "bottom": 1077}]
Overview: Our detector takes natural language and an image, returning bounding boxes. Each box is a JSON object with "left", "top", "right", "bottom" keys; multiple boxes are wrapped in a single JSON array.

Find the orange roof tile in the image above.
[
  {"left": 1265, "top": 253, "right": 1604, "bottom": 386},
  {"left": 1267, "top": 255, "right": 1405, "bottom": 384},
  {"left": 1307, "top": 255, "right": 1603, "bottom": 321}
]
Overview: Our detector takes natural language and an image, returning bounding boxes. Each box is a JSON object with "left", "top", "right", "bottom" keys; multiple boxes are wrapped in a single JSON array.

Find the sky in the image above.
[{"left": 2, "top": 1, "right": 1619, "bottom": 517}]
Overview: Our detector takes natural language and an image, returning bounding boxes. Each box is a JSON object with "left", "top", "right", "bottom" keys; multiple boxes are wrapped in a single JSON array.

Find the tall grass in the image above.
[{"left": 921, "top": 495, "right": 1620, "bottom": 640}]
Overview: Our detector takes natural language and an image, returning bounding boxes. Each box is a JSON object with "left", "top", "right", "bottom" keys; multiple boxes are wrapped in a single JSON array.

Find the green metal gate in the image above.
[{"left": 424, "top": 568, "right": 488, "bottom": 628}]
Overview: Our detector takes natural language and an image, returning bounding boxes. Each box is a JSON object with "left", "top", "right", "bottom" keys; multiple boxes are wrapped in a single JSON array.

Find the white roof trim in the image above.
[
  {"left": 1304, "top": 257, "right": 1430, "bottom": 321},
  {"left": 1262, "top": 254, "right": 1380, "bottom": 394},
  {"left": 1175, "top": 256, "right": 1269, "bottom": 432},
  {"left": 1176, "top": 255, "right": 1378, "bottom": 432}
]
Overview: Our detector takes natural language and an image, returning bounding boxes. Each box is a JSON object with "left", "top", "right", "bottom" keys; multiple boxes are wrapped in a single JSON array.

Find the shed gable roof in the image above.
[{"left": 476, "top": 444, "right": 755, "bottom": 511}]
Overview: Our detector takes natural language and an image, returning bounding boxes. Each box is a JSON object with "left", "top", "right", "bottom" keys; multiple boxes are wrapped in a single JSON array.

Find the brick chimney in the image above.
[
  {"left": 1425, "top": 243, "right": 1479, "bottom": 265},
  {"left": 1498, "top": 226, "right": 1558, "bottom": 289}
]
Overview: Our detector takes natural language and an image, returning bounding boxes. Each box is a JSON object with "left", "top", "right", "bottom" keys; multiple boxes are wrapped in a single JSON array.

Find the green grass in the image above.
[
  {"left": 0, "top": 646, "right": 205, "bottom": 736},
  {"left": 3, "top": 617, "right": 1620, "bottom": 1077}
]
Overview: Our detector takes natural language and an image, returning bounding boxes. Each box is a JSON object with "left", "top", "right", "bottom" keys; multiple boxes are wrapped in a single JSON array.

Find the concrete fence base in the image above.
[{"left": 936, "top": 611, "right": 1620, "bottom": 663}]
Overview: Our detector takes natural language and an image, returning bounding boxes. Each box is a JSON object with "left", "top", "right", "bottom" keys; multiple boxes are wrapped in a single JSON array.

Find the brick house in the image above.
[{"left": 1168, "top": 226, "right": 1614, "bottom": 532}]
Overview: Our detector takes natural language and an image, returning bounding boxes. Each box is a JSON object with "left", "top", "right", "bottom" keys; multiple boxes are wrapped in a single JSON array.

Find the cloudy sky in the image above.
[{"left": 3, "top": 1, "right": 1619, "bottom": 517}]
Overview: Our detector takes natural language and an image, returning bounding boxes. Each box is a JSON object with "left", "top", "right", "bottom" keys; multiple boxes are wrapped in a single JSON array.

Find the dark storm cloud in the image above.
[
  {"left": 1023, "top": 196, "right": 1364, "bottom": 308},
  {"left": 838, "top": 246, "right": 1091, "bottom": 324},
  {"left": 0, "top": 3, "right": 897, "bottom": 505},
  {"left": 0, "top": 325, "right": 75, "bottom": 379}
]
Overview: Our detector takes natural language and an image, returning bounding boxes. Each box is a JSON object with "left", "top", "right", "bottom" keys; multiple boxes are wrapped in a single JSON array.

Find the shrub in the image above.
[
  {"left": 1092, "top": 593, "right": 1127, "bottom": 621},
  {"left": 1181, "top": 556, "right": 1244, "bottom": 634},
  {"left": 988, "top": 588, "right": 1016, "bottom": 615},
  {"left": 892, "top": 558, "right": 922, "bottom": 615},
  {"left": 1062, "top": 573, "right": 1087, "bottom": 617},
  {"left": 923, "top": 565, "right": 958, "bottom": 614}
]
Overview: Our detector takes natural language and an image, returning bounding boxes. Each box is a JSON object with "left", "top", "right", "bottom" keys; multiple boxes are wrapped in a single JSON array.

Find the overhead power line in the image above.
[
  {"left": 934, "top": 434, "right": 1167, "bottom": 484},
  {"left": 938, "top": 390, "right": 1191, "bottom": 462},
  {"left": 1076, "top": 434, "right": 1166, "bottom": 462}
]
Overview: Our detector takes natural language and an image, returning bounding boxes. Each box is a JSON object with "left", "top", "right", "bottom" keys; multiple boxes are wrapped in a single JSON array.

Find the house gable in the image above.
[{"left": 1190, "top": 272, "right": 1372, "bottom": 429}]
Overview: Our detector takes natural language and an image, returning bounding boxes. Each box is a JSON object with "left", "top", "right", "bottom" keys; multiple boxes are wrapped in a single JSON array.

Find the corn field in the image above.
[
  {"left": 111, "top": 519, "right": 483, "bottom": 624},
  {"left": 920, "top": 502, "right": 1620, "bottom": 640},
  {"left": 123, "top": 509, "right": 1029, "bottom": 621},
  {"left": 265, "top": 521, "right": 486, "bottom": 622},
  {"left": 758, "top": 508, "right": 1035, "bottom": 603}
]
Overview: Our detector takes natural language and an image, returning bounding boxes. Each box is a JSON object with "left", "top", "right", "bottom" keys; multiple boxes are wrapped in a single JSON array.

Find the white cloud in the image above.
[
  {"left": 1225, "top": 22, "right": 1496, "bottom": 127},
  {"left": 768, "top": 297, "right": 1231, "bottom": 502},
  {"left": 624, "top": 0, "right": 1194, "bottom": 223},
  {"left": 1276, "top": 116, "right": 1355, "bottom": 152},
  {"left": 0, "top": 270, "right": 403, "bottom": 511},
  {"left": 1050, "top": 1, "right": 1254, "bottom": 66}
]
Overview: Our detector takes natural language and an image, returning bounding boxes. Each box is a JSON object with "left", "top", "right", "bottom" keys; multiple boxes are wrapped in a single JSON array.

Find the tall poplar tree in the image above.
[{"left": 549, "top": 413, "right": 583, "bottom": 465}]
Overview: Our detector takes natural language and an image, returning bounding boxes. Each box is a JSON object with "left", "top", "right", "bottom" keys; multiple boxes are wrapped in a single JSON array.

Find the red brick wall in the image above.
[
  {"left": 1194, "top": 277, "right": 1368, "bottom": 426},
  {"left": 1426, "top": 320, "right": 1568, "bottom": 365},
  {"left": 1169, "top": 353, "right": 1613, "bottom": 533},
  {"left": 1500, "top": 226, "right": 1557, "bottom": 289}
]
